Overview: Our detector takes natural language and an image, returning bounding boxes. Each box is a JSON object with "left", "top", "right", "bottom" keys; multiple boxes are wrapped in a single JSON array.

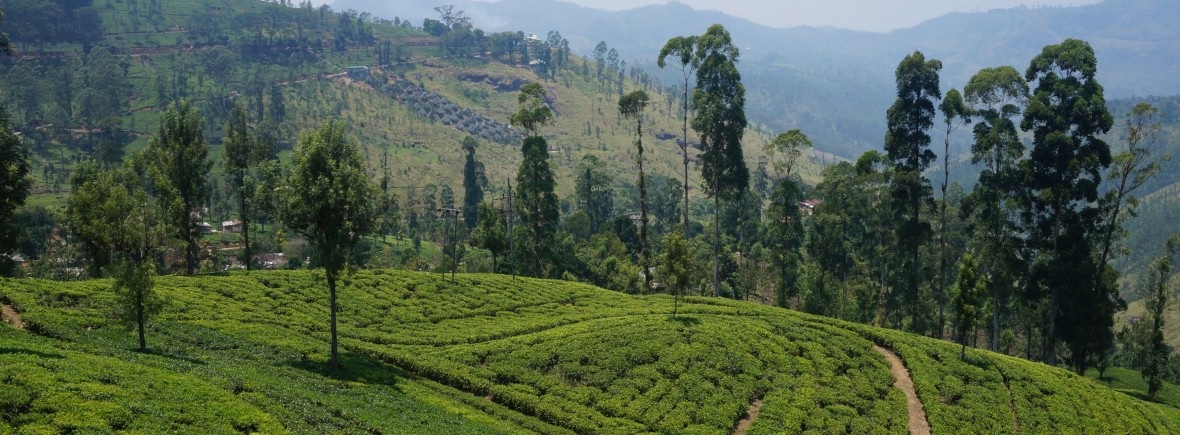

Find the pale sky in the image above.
[
  {"left": 322, "top": 0, "right": 1103, "bottom": 32},
  {"left": 523, "top": 0, "right": 1101, "bottom": 32}
]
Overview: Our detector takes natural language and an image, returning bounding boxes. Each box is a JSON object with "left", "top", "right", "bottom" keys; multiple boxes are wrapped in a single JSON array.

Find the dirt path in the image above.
[
  {"left": 1, "top": 304, "right": 25, "bottom": 330},
  {"left": 873, "top": 345, "right": 930, "bottom": 435},
  {"left": 1000, "top": 371, "right": 1020, "bottom": 432},
  {"left": 731, "top": 399, "right": 763, "bottom": 435}
]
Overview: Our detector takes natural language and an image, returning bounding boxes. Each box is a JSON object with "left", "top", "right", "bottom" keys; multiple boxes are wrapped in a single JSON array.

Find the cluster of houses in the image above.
[
  {"left": 196, "top": 219, "right": 245, "bottom": 234},
  {"left": 798, "top": 199, "right": 821, "bottom": 216},
  {"left": 196, "top": 219, "right": 286, "bottom": 270}
]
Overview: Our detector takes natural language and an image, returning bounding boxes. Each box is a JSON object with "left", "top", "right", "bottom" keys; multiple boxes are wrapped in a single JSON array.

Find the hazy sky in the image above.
[
  {"left": 531, "top": 0, "right": 1101, "bottom": 32},
  {"left": 319, "top": 0, "right": 1104, "bottom": 32}
]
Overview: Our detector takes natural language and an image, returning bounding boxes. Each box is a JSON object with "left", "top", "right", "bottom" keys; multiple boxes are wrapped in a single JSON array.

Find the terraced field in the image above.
[{"left": 2, "top": 270, "right": 1178, "bottom": 433}]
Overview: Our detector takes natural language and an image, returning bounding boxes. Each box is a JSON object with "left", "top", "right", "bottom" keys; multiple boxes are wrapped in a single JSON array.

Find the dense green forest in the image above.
[{"left": 2, "top": 0, "right": 1180, "bottom": 431}]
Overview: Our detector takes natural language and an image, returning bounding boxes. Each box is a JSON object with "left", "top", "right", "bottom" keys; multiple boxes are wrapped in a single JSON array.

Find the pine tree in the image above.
[{"left": 461, "top": 137, "right": 485, "bottom": 230}]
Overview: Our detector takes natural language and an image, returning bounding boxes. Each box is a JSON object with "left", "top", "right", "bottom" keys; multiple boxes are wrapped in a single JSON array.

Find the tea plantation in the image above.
[{"left": 2, "top": 270, "right": 1178, "bottom": 434}]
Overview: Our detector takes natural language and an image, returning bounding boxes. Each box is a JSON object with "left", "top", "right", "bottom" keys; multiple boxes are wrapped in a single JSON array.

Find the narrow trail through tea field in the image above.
[
  {"left": 731, "top": 398, "right": 763, "bottom": 435},
  {"left": 2, "top": 304, "right": 25, "bottom": 330},
  {"left": 874, "top": 345, "right": 930, "bottom": 435},
  {"left": 1000, "top": 372, "right": 1020, "bottom": 432}
]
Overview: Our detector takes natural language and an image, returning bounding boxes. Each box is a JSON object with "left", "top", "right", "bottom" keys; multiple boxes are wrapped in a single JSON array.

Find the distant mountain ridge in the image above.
[{"left": 335, "top": 0, "right": 1180, "bottom": 158}]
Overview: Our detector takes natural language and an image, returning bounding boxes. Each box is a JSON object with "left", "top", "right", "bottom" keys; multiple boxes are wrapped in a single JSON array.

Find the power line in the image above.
[
  {"left": 491, "top": 179, "right": 516, "bottom": 281},
  {"left": 436, "top": 207, "right": 461, "bottom": 282}
]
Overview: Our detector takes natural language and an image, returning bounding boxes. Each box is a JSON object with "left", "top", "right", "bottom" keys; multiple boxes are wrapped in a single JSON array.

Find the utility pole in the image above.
[
  {"left": 437, "top": 206, "right": 461, "bottom": 282},
  {"left": 491, "top": 179, "right": 518, "bottom": 281}
]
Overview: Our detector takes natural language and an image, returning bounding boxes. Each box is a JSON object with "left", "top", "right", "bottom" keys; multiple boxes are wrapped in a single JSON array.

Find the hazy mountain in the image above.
[{"left": 334, "top": 0, "right": 1180, "bottom": 158}]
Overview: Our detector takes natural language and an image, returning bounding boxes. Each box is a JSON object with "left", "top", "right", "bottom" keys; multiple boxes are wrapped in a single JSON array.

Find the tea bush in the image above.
[{"left": 3, "top": 270, "right": 1179, "bottom": 434}]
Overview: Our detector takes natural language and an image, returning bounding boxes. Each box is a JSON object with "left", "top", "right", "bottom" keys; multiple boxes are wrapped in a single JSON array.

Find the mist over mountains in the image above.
[{"left": 335, "top": 0, "right": 1180, "bottom": 158}]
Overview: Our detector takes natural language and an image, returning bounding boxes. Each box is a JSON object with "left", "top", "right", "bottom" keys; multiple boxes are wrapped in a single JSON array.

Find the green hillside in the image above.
[
  {"left": 1123, "top": 288, "right": 1180, "bottom": 352},
  {"left": 0, "top": 0, "right": 813, "bottom": 208},
  {"left": 3, "top": 270, "right": 1178, "bottom": 433},
  {"left": 352, "top": 0, "right": 1180, "bottom": 160},
  {"left": 0, "top": 329, "right": 286, "bottom": 433},
  {"left": 1086, "top": 366, "right": 1180, "bottom": 407}
]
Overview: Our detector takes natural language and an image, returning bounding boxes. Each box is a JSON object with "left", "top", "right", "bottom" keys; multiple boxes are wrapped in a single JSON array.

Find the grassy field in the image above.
[
  {"left": 1085, "top": 366, "right": 1180, "bottom": 408},
  {"left": 3, "top": 270, "right": 1178, "bottom": 433}
]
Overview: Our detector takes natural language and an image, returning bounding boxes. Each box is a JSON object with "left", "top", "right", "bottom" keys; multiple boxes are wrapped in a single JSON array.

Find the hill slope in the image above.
[
  {"left": 339, "top": 0, "right": 1180, "bottom": 159},
  {"left": 2, "top": 0, "right": 808, "bottom": 210},
  {"left": 3, "top": 270, "right": 1178, "bottom": 433}
]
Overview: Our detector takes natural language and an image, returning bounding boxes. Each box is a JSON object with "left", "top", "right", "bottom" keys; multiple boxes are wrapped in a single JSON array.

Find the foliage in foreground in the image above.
[
  {"left": 2, "top": 270, "right": 1179, "bottom": 434},
  {"left": 0, "top": 327, "right": 283, "bottom": 433}
]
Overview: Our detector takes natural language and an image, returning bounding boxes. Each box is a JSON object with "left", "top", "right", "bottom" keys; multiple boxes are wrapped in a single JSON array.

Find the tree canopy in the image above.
[
  {"left": 691, "top": 24, "right": 747, "bottom": 297},
  {"left": 1020, "top": 38, "right": 1114, "bottom": 369},
  {"left": 884, "top": 51, "right": 942, "bottom": 334},
  {"left": 282, "top": 120, "right": 375, "bottom": 369},
  {"left": 764, "top": 129, "right": 812, "bottom": 181},
  {"left": 0, "top": 106, "right": 32, "bottom": 276},
  {"left": 509, "top": 83, "right": 553, "bottom": 138},
  {"left": 145, "top": 100, "right": 210, "bottom": 275},
  {"left": 692, "top": 24, "right": 748, "bottom": 203}
]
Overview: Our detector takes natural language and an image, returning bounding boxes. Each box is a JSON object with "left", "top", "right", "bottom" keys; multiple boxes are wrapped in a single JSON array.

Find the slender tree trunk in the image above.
[
  {"left": 1090, "top": 180, "right": 1127, "bottom": 323},
  {"left": 779, "top": 262, "right": 788, "bottom": 307},
  {"left": 673, "top": 284, "right": 680, "bottom": 318},
  {"left": 638, "top": 118, "right": 652, "bottom": 294},
  {"left": 137, "top": 289, "right": 146, "bottom": 352},
  {"left": 876, "top": 190, "right": 887, "bottom": 327},
  {"left": 508, "top": 180, "right": 516, "bottom": 281},
  {"left": 779, "top": 200, "right": 790, "bottom": 308},
  {"left": 739, "top": 254, "right": 748, "bottom": 300},
  {"left": 683, "top": 79, "right": 691, "bottom": 235},
  {"left": 1046, "top": 284, "right": 1057, "bottom": 366},
  {"left": 993, "top": 296, "right": 1001, "bottom": 352},
  {"left": 186, "top": 222, "right": 198, "bottom": 275},
  {"left": 327, "top": 267, "right": 339, "bottom": 370},
  {"left": 818, "top": 269, "right": 826, "bottom": 310},
  {"left": 1026, "top": 321, "right": 1033, "bottom": 360},
  {"left": 1044, "top": 208, "right": 1062, "bottom": 366},
  {"left": 939, "top": 129, "right": 950, "bottom": 339},
  {"left": 992, "top": 147, "right": 1003, "bottom": 352},
  {"left": 749, "top": 256, "right": 756, "bottom": 302},
  {"left": 1149, "top": 302, "right": 1165, "bottom": 399},
  {"left": 960, "top": 321, "right": 967, "bottom": 360},
  {"left": 911, "top": 195, "right": 921, "bottom": 333},
  {"left": 841, "top": 265, "right": 848, "bottom": 320},
  {"left": 713, "top": 195, "right": 720, "bottom": 297},
  {"left": 241, "top": 191, "right": 252, "bottom": 271}
]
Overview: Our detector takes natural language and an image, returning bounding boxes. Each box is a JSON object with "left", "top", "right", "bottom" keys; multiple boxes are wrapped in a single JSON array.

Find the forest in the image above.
[{"left": 2, "top": 0, "right": 1179, "bottom": 423}]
